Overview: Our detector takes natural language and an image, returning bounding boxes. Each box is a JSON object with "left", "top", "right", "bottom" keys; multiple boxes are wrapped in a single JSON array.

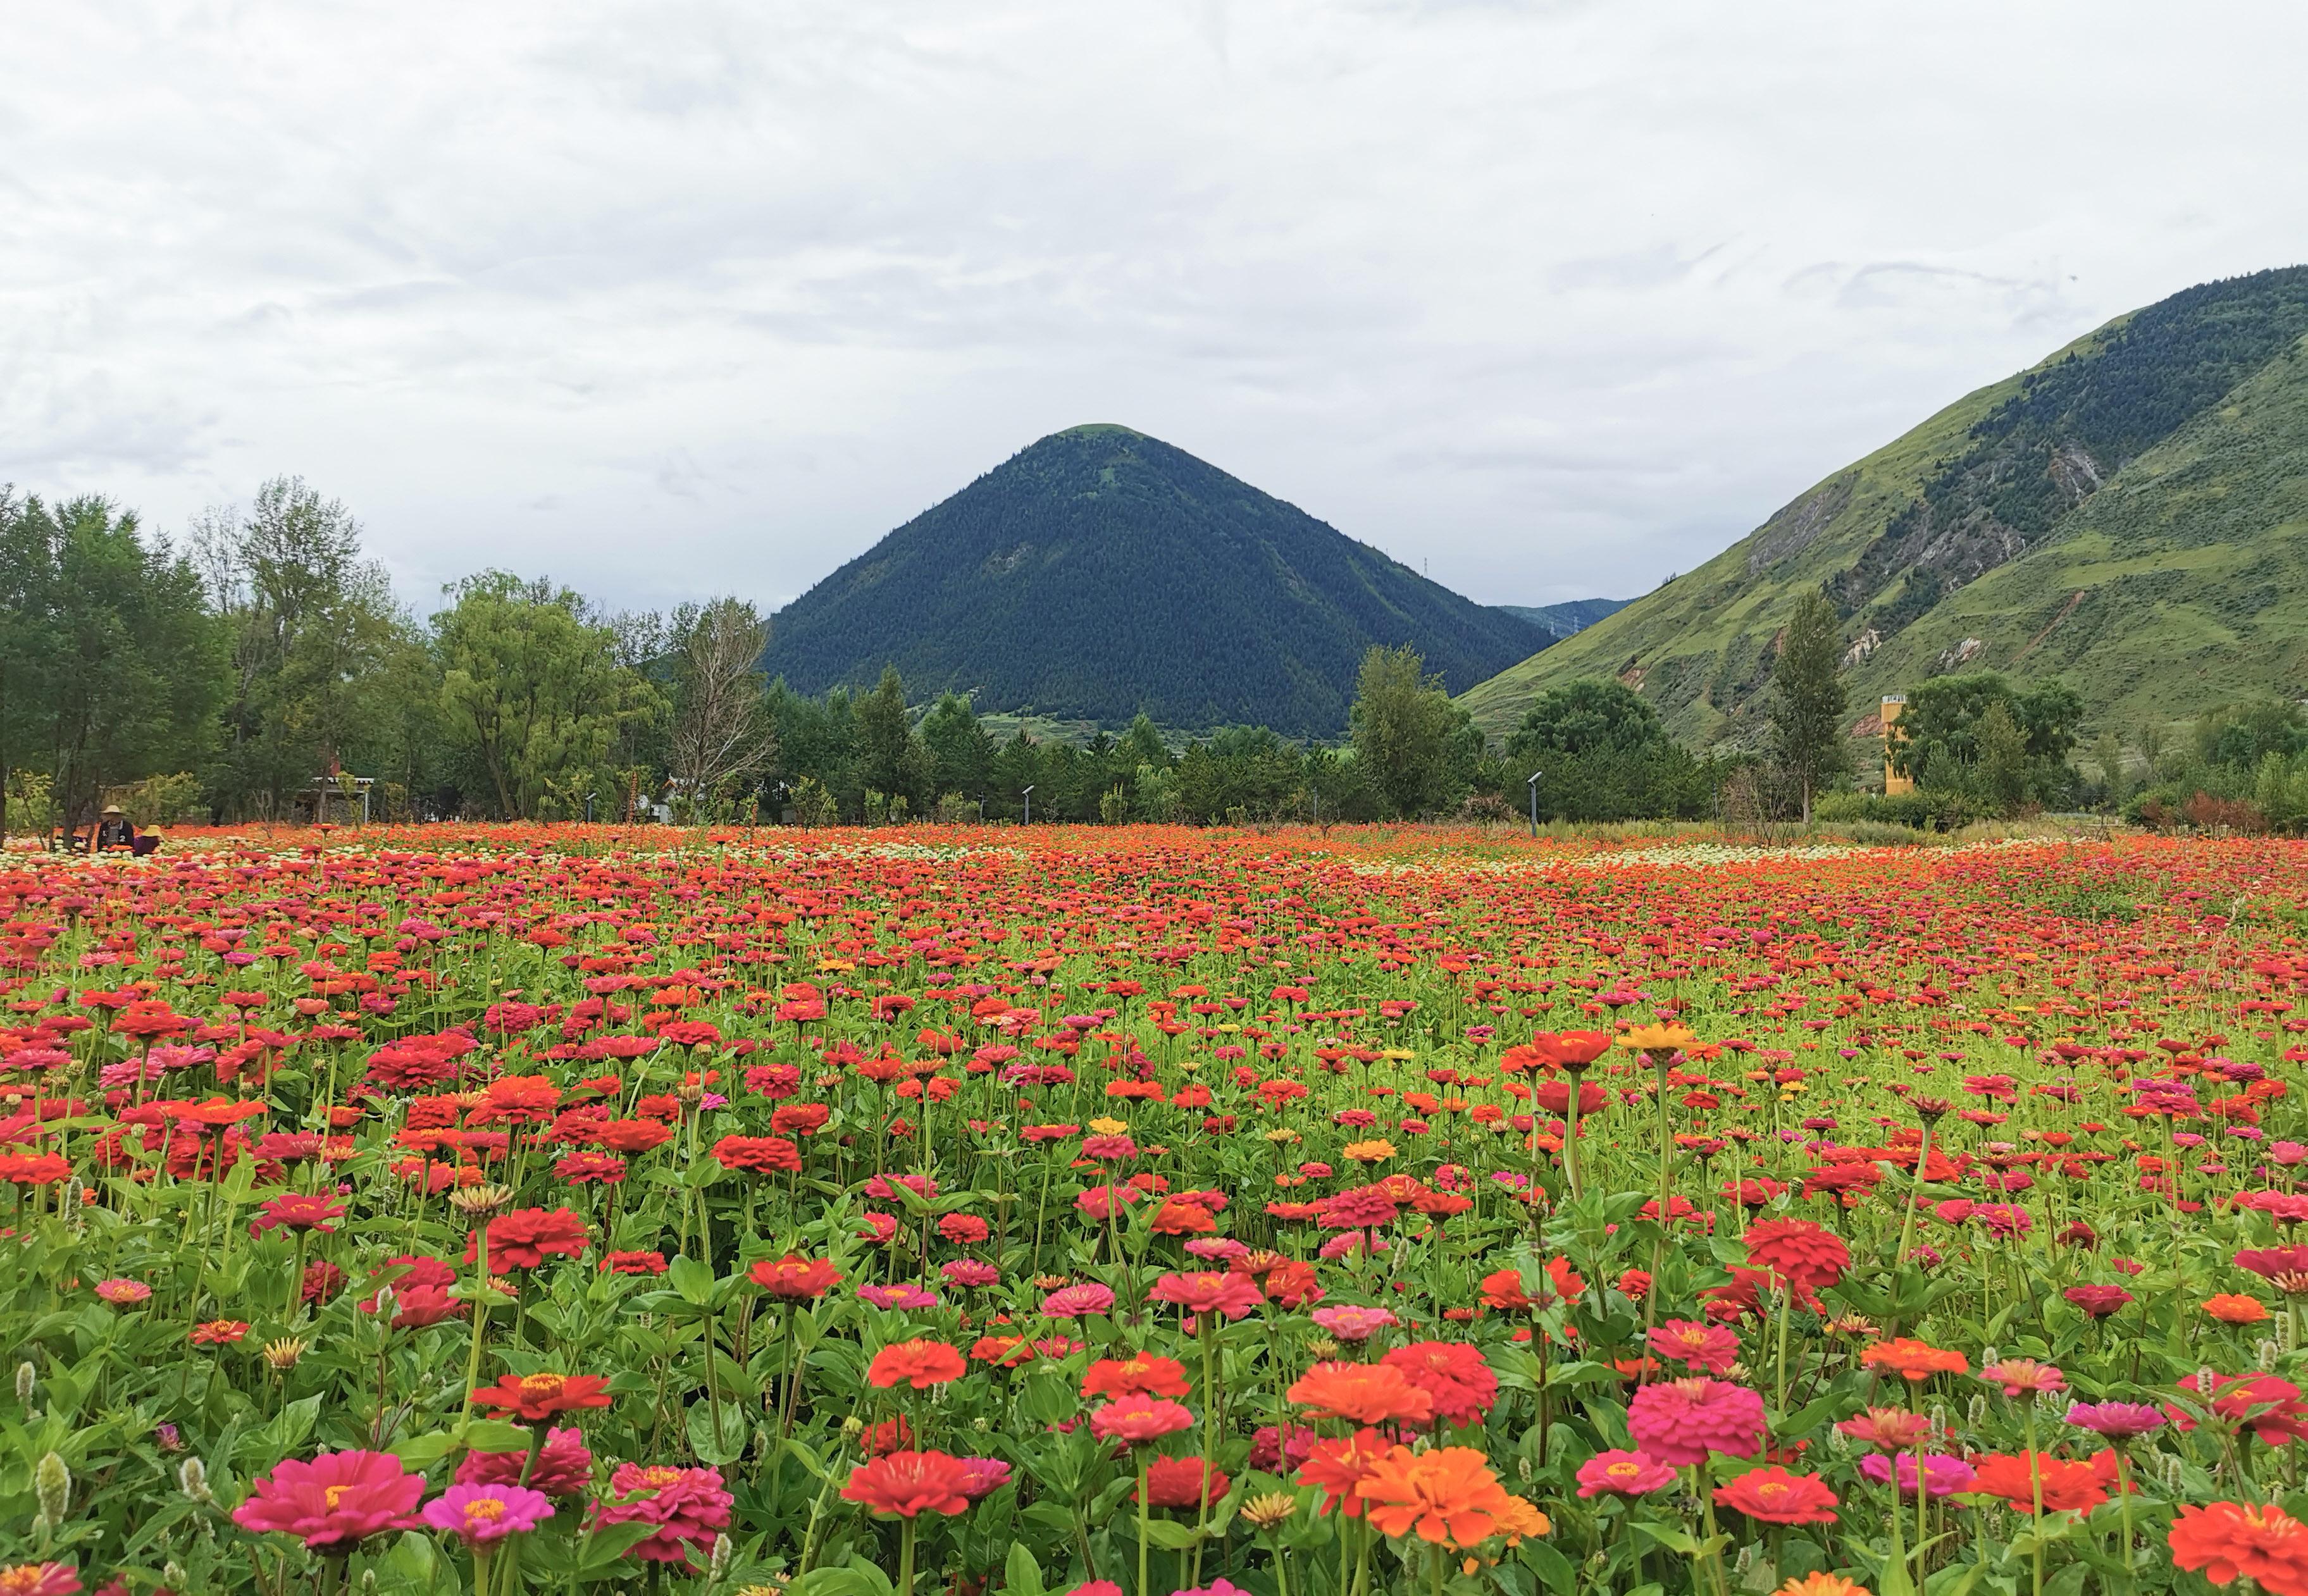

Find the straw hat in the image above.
[{"left": 101, "top": 805, "right": 124, "bottom": 816}]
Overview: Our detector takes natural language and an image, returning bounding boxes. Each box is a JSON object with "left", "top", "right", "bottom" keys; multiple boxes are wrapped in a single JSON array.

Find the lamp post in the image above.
[
  {"left": 1022, "top": 784, "right": 1034, "bottom": 826},
  {"left": 1527, "top": 770, "right": 1542, "bottom": 837}
]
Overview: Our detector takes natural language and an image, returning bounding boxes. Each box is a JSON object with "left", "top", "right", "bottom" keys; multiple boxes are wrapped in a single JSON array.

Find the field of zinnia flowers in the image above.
[{"left": 4, "top": 824, "right": 2308, "bottom": 1596}]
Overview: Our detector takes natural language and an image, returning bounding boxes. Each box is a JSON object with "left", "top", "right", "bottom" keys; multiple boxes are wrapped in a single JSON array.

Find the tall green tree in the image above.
[
  {"left": 921, "top": 692, "right": 996, "bottom": 803},
  {"left": 0, "top": 493, "right": 223, "bottom": 827},
  {"left": 857, "top": 664, "right": 932, "bottom": 814},
  {"left": 1348, "top": 645, "right": 1468, "bottom": 819},
  {"left": 1766, "top": 590, "right": 1848, "bottom": 822},
  {"left": 1888, "top": 671, "right": 2082, "bottom": 815},
  {"left": 194, "top": 478, "right": 421, "bottom": 818},
  {"left": 1505, "top": 677, "right": 1711, "bottom": 822},
  {"left": 434, "top": 572, "right": 664, "bottom": 819}
]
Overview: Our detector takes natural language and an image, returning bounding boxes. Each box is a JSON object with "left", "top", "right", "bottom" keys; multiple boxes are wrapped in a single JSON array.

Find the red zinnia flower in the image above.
[
  {"left": 466, "top": 1208, "right": 588, "bottom": 1271},
  {"left": 841, "top": 1451, "right": 974, "bottom": 1518},
  {"left": 471, "top": 1372, "right": 614, "bottom": 1421},
  {"left": 1380, "top": 1342, "right": 1499, "bottom": 1427},
  {"left": 1136, "top": 1456, "right": 1227, "bottom": 1509},
  {"left": 1744, "top": 1219, "right": 1851, "bottom": 1290},
  {"left": 867, "top": 1340, "right": 967, "bottom": 1390},
  {"left": 1713, "top": 1466, "right": 1838, "bottom": 1525},
  {"left": 748, "top": 1254, "right": 842, "bottom": 1300}
]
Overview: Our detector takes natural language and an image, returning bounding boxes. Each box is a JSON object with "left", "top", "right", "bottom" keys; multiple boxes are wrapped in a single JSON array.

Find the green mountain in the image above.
[
  {"left": 760, "top": 425, "right": 1548, "bottom": 734},
  {"left": 1460, "top": 266, "right": 2308, "bottom": 743},
  {"left": 1495, "top": 598, "right": 1630, "bottom": 639}
]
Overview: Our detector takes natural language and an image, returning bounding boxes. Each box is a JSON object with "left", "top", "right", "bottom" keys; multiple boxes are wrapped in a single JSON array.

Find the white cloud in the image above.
[{"left": 3, "top": 0, "right": 2304, "bottom": 612}]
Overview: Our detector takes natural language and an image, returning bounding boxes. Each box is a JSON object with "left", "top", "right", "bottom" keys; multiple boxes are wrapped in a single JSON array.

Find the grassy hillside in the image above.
[
  {"left": 1854, "top": 331, "right": 2308, "bottom": 729},
  {"left": 761, "top": 425, "right": 1546, "bottom": 734},
  {"left": 1462, "top": 266, "right": 2308, "bottom": 743}
]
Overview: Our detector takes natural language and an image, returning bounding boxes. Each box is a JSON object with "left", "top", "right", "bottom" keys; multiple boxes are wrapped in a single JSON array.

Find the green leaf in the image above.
[
  {"left": 1521, "top": 1537, "right": 1578, "bottom": 1594},
  {"left": 665, "top": 1254, "right": 717, "bottom": 1308},
  {"left": 457, "top": 1419, "right": 531, "bottom": 1454},
  {"left": 389, "top": 1431, "right": 460, "bottom": 1469},
  {"left": 1139, "top": 1519, "right": 1202, "bottom": 1550},
  {"left": 1005, "top": 1542, "right": 1046, "bottom": 1596},
  {"left": 686, "top": 1401, "right": 751, "bottom": 1466},
  {"left": 1632, "top": 1521, "right": 1700, "bottom": 1557}
]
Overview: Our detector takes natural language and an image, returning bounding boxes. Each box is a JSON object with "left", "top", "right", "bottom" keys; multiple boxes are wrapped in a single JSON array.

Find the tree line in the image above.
[{"left": 2, "top": 475, "right": 2164, "bottom": 836}]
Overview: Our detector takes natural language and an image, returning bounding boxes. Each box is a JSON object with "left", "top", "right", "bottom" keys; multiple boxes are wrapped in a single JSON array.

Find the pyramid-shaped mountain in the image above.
[{"left": 759, "top": 425, "right": 1547, "bottom": 733}]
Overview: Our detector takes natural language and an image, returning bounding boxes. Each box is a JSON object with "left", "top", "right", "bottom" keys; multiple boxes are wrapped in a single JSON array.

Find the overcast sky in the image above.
[{"left": 8, "top": 1, "right": 2305, "bottom": 617}]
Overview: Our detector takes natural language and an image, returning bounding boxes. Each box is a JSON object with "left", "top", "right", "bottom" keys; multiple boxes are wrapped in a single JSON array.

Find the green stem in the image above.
[{"left": 458, "top": 1220, "right": 491, "bottom": 1430}]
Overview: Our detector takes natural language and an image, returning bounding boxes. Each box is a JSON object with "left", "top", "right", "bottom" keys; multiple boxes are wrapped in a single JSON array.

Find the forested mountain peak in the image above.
[{"left": 758, "top": 426, "right": 1547, "bottom": 734}]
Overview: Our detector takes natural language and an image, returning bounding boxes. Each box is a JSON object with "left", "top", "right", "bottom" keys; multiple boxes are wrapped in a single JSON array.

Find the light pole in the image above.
[
  {"left": 1527, "top": 770, "right": 1542, "bottom": 837},
  {"left": 1022, "top": 784, "right": 1034, "bottom": 826}
]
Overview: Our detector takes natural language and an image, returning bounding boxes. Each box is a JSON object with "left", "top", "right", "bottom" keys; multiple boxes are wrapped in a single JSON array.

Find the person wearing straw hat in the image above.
[{"left": 93, "top": 805, "right": 136, "bottom": 853}]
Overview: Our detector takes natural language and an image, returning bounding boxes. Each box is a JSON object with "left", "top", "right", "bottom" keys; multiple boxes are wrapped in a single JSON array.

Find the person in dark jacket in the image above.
[{"left": 92, "top": 805, "right": 136, "bottom": 851}]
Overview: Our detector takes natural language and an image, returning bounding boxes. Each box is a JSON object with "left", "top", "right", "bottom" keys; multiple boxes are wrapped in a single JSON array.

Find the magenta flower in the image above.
[
  {"left": 457, "top": 1427, "right": 594, "bottom": 1496},
  {"left": 592, "top": 1463, "right": 733, "bottom": 1569},
  {"left": 1575, "top": 1449, "right": 1677, "bottom": 1499},
  {"left": 1040, "top": 1283, "right": 1116, "bottom": 1318},
  {"left": 231, "top": 1451, "right": 425, "bottom": 1549},
  {"left": 1626, "top": 1378, "right": 1766, "bottom": 1468},
  {"left": 1859, "top": 1453, "right": 1976, "bottom": 1498},
  {"left": 94, "top": 1279, "right": 152, "bottom": 1307},
  {"left": 940, "top": 1259, "right": 1001, "bottom": 1289},
  {"left": 859, "top": 1283, "right": 940, "bottom": 1311},
  {"left": 1648, "top": 1318, "right": 1740, "bottom": 1374},
  {"left": 2065, "top": 1401, "right": 2168, "bottom": 1440},
  {"left": 957, "top": 1457, "right": 1013, "bottom": 1499},
  {"left": 421, "top": 1483, "right": 554, "bottom": 1544}
]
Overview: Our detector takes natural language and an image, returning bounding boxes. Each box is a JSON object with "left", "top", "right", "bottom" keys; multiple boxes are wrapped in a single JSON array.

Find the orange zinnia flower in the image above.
[
  {"left": 1286, "top": 1361, "right": 1435, "bottom": 1426},
  {"left": 1966, "top": 1451, "right": 2118, "bottom": 1514},
  {"left": 2169, "top": 1500, "right": 2308, "bottom": 1595},
  {"left": 1355, "top": 1444, "right": 1515, "bottom": 1549},
  {"left": 2206, "top": 1293, "right": 2273, "bottom": 1325},
  {"left": 866, "top": 1339, "right": 967, "bottom": 1390},
  {"left": 1296, "top": 1427, "right": 1393, "bottom": 1518},
  {"left": 1081, "top": 1354, "right": 1191, "bottom": 1400},
  {"left": 1859, "top": 1337, "right": 1968, "bottom": 1382}
]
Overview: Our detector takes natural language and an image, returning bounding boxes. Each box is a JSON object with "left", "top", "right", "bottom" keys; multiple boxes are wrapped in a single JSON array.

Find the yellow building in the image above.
[{"left": 1882, "top": 694, "right": 1913, "bottom": 795}]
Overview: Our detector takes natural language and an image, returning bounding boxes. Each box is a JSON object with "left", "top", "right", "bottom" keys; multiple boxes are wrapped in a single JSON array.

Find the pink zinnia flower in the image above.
[
  {"left": 1575, "top": 1449, "right": 1676, "bottom": 1499},
  {"left": 1148, "top": 1271, "right": 1265, "bottom": 1320},
  {"left": 1858, "top": 1453, "right": 1976, "bottom": 1499},
  {"left": 94, "top": 1279, "right": 151, "bottom": 1307},
  {"left": 1626, "top": 1378, "right": 1766, "bottom": 1468},
  {"left": 1647, "top": 1318, "right": 1740, "bottom": 1374},
  {"left": 230, "top": 1451, "right": 425, "bottom": 1549},
  {"left": 456, "top": 1426, "right": 594, "bottom": 1497},
  {"left": 1040, "top": 1283, "right": 1117, "bottom": 1318},
  {"left": 421, "top": 1483, "right": 554, "bottom": 1544},
  {"left": 2064, "top": 1401, "right": 2167, "bottom": 1440},
  {"left": 859, "top": 1283, "right": 940, "bottom": 1311},
  {"left": 940, "top": 1259, "right": 1000, "bottom": 1288},
  {"left": 957, "top": 1457, "right": 1013, "bottom": 1499},
  {"left": 1977, "top": 1359, "right": 2065, "bottom": 1398},
  {"left": 1310, "top": 1306, "right": 1398, "bottom": 1343},
  {"left": 591, "top": 1463, "right": 733, "bottom": 1569}
]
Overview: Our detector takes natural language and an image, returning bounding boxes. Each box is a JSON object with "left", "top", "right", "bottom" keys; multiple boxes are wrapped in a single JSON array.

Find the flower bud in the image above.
[
  {"left": 13, "top": 1362, "right": 34, "bottom": 1407},
  {"left": 179, "top": 1457, "right": 216, "bottom": 1504},
  {"left": 34, "top": 1451, "right": 70, "bottom": 1524}
]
